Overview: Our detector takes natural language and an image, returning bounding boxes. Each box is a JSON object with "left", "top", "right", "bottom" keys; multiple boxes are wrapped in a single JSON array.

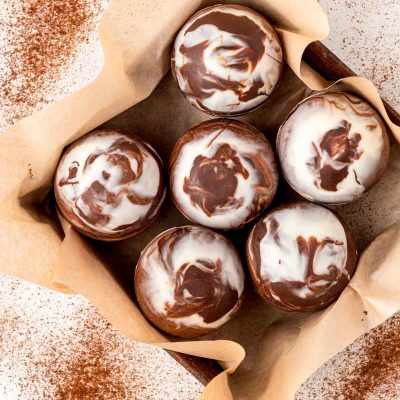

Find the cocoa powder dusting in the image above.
[
  {"left": 296, "top": 311, "right": 400, "bottom": 399},
  {"left": 0, "top": 274, "right": 203, "bottom": 399},
  {"left": 45, "top": 321, "right": 127, "bottom": 400},
  {"left": 1, "top": 307, "right": 127, "bottom": 399},
  {"left": 0, "top": 0, "right": 108, "bottom": 133}
]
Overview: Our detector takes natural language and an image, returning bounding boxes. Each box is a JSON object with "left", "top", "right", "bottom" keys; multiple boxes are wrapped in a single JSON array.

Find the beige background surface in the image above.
[{"left": 1, "top": 0, "right": 400, "bottom": 399}]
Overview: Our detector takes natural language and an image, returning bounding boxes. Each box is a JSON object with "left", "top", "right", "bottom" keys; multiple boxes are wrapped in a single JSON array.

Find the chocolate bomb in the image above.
[
  {"left": 169, "top": 119, "right": 279, "bottom": 230},
  {"left": 54, "top": 129, "right": 166, "bottom": 241},
  {"left": 277, "top": 92, "right": 390, "bottom": 204},
  {"left": 171, "top": 4, "right": 283, "bottom": 116},
  {"left": 246, "top": 202, "right": 357, "bottom": 312},
  {"left": 134, "top": 226, "right": 245, "bottom": 337}
]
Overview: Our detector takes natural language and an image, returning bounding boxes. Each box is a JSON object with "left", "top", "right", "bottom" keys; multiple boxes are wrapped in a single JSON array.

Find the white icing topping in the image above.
[
  {"left": 173, "top": 5, "right": 282, "bottom": 114},
  {"left": 255, "top": 203, "right": 348, "bottom": 300},
  {"left": 278, "top": 92, "right": 386, "bottom": 203},
  {"left": 171, "top": 123, "right": 276, "bottom": 229},
  {"left": 138, "top": 226, "right": 244, "bottom": 330},
  {"left": 56, "top": 130, "right": 164, "bottom": 234}
]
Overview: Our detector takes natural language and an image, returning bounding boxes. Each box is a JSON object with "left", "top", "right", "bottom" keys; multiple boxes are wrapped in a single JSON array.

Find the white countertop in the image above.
[{"left": 319, "top": 0, "right": 400, "bottom": 112}]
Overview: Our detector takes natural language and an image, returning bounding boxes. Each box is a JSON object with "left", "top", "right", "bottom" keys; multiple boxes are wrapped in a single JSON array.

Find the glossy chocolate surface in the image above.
[
  {"left": 247, "top": 201, "right": 357, "bottom": 312},
  {"left": 54, "top": 129, "right": 166, "bottom": 241},
  {"left": 171, "top": 4, "right": 283, "bottom": 116},
  {"left": 277, "top": 92, "right": 390, "bottom": 204},
  {"left": 170, "top": 119, "right": 278, "bottom": 230},
  {"left": 135, "top": 226, "right": 245, "bottom": 337}
]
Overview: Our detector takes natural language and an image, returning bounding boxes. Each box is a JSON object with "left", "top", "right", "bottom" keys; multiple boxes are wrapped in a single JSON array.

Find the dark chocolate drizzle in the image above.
[
  {"left": 183, "top": 143, "right": 249, "bottom": 216},
  {"left": 310, "top": 120, "right": 363, "bottom": 191},
  {"left": 155, "top": 227, "right": 240, "bottom": 323}
]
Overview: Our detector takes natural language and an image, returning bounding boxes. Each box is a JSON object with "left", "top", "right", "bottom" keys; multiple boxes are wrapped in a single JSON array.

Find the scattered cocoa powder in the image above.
[
  {"left": 0, "top": 273, "right": 203, "bottom": 399},
  {"left": 296, "top": 311, "right": 400, "bottom": 399},
  {"left": 0, "top": 0, "right": 108, "bottom": 133},
  {"left": 32, "top": 320, "right": 128, "bottom": 399},
  {"left": 0, "top": 303, "right": 128, "bottom": 399}
]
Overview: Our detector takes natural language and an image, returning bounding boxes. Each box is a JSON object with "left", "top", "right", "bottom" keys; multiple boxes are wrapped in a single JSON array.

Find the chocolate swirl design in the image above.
[
  {"left": 172, "top": 4, "right": 283, "bottom": 116},
  {"left": 164, "top": 257, "right": 239, "bottom": 323},
  {"left": 247, "top": 202, "right": 357, "bottom": 312},
  {"left": 310, "top": 120, "right": 363, "bottom": 191},
  {"left": 277, "top": 92, "right": 390, "bottom": 204},
  {"left": 183, "top": 143, "right": 249, "bottom": 217},
  {"left": 170, "top": 119, "right": 278, "bottom": 230},
  {"left": 55, "top": 130, "right": 165, "bottom": 241},
  {"left": 134, "top": 226, "right": 245, "bottom": 338}
]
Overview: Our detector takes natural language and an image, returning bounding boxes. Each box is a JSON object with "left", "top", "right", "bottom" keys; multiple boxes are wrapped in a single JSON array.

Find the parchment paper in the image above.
[{"left": 1, "top": 1, "right": 400, "bottom": 399}]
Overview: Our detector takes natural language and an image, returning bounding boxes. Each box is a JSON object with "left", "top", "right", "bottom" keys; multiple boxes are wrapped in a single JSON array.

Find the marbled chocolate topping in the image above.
[
  {"left": 277, "top": 92, "right": 390, "bottom": 204},
  {"left": 183, "top": 143, "right": 249, "bottom": 217},
  {"left": 134, "top": 226, "right": 244, "bottom": 337},
  {"left": 55, "top": 129, "right": 165, "bottom": 240},
  {"left": 170, "top": 119, "right": 278, "bottom": 230},
  {"left": 311, "top": 120, "right": 363, "bottom": 191},
  {"left": 171, "top": 4, "right": 283, "bottom": 116},
  {"left": 247, "top": 202, "right": 357, "bottom": 312}
]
